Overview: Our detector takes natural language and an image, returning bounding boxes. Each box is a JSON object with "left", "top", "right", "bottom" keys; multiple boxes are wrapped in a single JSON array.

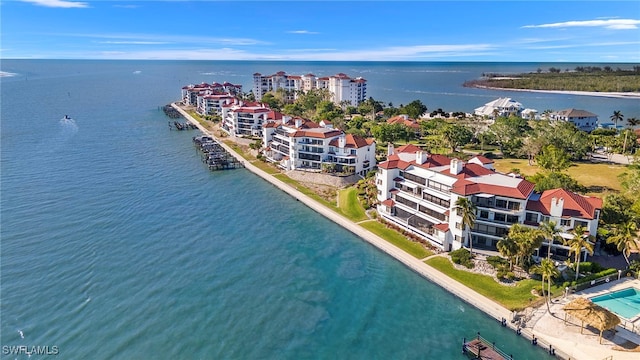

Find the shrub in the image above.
[
  {"left": 575, "top": 268, "right": 618, "bottom": 284},
  {"left": 487, "top": 256, "right": 508, "bottom": 269},
  {"left": 450, "top": 248, "right": 475, "bottom": 269}
]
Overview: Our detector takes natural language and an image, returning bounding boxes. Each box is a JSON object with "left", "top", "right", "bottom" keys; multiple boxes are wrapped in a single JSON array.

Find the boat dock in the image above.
[
  {"left": 463, "top": 332, "right": 513, "bottom": 360},
  {"left": 193, "top": 135, "right": 244, "bottom": 171}
]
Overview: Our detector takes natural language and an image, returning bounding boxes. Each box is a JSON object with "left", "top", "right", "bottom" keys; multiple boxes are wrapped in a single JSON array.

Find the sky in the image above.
[{"left": 1, "top": 0, "right": 639, "bottom": 62}]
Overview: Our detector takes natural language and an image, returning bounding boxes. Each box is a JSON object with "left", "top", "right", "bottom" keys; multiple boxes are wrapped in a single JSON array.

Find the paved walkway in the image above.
[{"left": 173, "top": 104, "right": 639, "bottom": 360}]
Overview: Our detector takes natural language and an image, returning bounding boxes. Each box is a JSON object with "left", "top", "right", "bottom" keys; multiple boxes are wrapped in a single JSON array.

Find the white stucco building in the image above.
[
  {"left": 253, "top": 71, "right": 367, "bottom": 106},
  {"left": 474, "top": 97, "right": 524, "bottom": 119},
  {"left": 262, "top": 118, "right": 376, "bottom": 177},
  {"left": 376, "top": 145, "right": 602, "bottom": 259}
]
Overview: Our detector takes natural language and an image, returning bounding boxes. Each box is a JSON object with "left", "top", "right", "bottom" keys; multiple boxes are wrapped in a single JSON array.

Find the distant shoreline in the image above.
[{"left": 470, "top": 84, "right": 640, "bottom": 99}]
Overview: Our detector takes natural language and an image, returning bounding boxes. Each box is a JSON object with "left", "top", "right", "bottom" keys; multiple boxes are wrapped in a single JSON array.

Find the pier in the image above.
[
  {"left": 193, "top": 135, "right": 244, "bottom": 171},
  {"left": 463, "top": 332, "right": 512, "bottom": 360}
]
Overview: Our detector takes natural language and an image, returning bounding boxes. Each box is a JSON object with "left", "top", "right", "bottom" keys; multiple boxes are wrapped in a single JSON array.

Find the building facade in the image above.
[
  {"left": 549, "top": 108, "right": 599, "bottom": 132},
  {"left": 262, "top": 118, "right": 376, "bottom": 177},
  {"left": 474, "top": 97, "right": 524, "bottom": 119},
  {"left": 376, "top": 145, "right": 602, "bottom": 259},
  {"left": 253, "top": 71, "right": 367, "bottom": 106}
]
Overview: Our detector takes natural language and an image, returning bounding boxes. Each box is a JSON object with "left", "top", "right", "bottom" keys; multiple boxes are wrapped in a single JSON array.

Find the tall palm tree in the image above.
[
  {"left": 627, "top": 117, "right": 640, "bottom": 128},
  {"left": 606, "top": 221, "right": 640, "bottom": 265},
  {"left": 455, "top": 197, "right": 477, "bottom": 254},
  {"left": 497, "top": 236, "right": 519, "bottom": 271},
  {"left": 533, "top": 258, "right": 560, "bottom": 313},
  {"left": 610, "top": 110, "right": 624, "bottom": 131},
  {"left": 539, "top": 221, "right": 562, "bottom": 259},
  {"left": 566, "top": 225, "right": 595, "bottom": 280}
]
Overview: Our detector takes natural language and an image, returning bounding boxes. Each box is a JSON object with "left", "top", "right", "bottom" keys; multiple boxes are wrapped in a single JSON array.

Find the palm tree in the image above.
[
  {"left": 610, "top": 110, "right": 624, "bottom": 130},
  {"left": 455, "top": 197, "right": 477, "bottom": 254},
  {"left": 497, "top": 236, "right": 519, "bottom": 271},
  {"left": 539, "top": 221, "right": 562, "bottom": 259},
  {"left": 627, "top": 117, "right": 640, "bottom": 128},
  {"left": 566, "top": 225, "right": 595, "bottom": 280},
  {"left": 606, "top": 221, "right": 640, "bottom": 265},
  {"left": 533, "top": 258, "right": 560, "bottom": 313}
]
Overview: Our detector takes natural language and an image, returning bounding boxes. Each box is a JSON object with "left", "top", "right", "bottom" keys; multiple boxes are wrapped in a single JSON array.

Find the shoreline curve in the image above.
[
  {"left": 468, "top": 85, "right": 640, "bottom": 99},
  {"left": 171, "top": 103, "right": 635, "bottom": 359}
]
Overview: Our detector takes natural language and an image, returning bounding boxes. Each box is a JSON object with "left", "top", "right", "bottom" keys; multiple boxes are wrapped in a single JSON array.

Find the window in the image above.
[
  {"left": 560, "top": 219, "right": 571, "bottom": 227},
  {"left": 494, "top": 213, "right": 506, "bottom": 222},
  {"left": 455, "top": 222, "right": 462, "bottom": 229},
  {"left": 575, "top": 220, "right": 589, "bottom": 228},
  {"left": 495, "top": 199, "right": 507, "bottom": 209},
  {"left": 479, "top": 210, "right": 489, "bottom": 219},
  {"left": 507, "top": 201, "right": 520, "bottom": 211}
]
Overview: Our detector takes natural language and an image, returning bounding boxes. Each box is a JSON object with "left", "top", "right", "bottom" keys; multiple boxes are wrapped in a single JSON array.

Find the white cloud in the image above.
[
  {"left": 98, "top": 41, "right": 170, "bottom": 45},
  {"left": 287, "top": 30, "right": 319, "bottom": 35},
  {"left": 523, "top": 19, "right": 640, "bottom": 30},
  {"left": 21, "top": 0, "right": 89, "bottom": 8}
]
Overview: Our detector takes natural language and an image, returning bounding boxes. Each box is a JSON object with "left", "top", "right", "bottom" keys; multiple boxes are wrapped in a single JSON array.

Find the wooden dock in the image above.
[
  {"left": 193, "top": 135, "right": 244, "bottom": 171},
  {"left": 463, "top": 333, "right": 512, "bottom": 360}
]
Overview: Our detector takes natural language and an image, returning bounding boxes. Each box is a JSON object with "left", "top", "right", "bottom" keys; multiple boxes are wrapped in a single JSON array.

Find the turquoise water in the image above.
[
  {"left": 591, "top": 288, "right": 640, "bottom": 319},
  {"left": 3, "top": 60, "right": 633, "bottom": 359}
]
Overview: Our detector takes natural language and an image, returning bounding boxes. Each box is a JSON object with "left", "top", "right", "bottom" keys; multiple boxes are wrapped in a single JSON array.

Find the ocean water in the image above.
[{"left": 3, "top": 59, "right": 635, "bottom": 359}]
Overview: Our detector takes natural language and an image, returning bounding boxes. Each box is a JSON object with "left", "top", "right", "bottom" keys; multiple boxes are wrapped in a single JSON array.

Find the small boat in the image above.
[{"left": 62, "top": 115, "right": 72, "bottom": 121}]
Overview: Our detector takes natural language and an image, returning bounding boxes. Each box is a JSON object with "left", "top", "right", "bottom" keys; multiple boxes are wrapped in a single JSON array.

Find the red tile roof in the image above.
[
  {"left": 526, "top": 188, "right": 603, "bottom": 219},
  {"left": 381, "top": 199, "right": 395, "bottom": 207},
  {"left": 434, "top": 223, "right": 450, "bottom": 232},
  {"left": 328, "top": 134, "right": 375, "bottom": 148},
  {"left": 472, "top": 155, "right": 494, "bottom": 164}
]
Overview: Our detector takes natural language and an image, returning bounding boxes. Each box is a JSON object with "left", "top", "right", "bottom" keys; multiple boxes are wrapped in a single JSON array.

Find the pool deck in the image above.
[{"left": 528, "top": 278, "right": 640, "bottom": 360}]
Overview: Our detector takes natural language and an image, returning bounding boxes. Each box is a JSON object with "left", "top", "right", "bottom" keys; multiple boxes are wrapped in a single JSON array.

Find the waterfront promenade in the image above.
[{"left": 172, "top": 103, "right": 639, "bottom": 360}]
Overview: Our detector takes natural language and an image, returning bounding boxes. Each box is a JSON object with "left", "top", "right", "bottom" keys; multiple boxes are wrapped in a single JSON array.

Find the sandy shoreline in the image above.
[
  {"left": 172, "top": 103, "right": 637, "bottom": 359},
  {"left": 470, "top": 85, "right": 640, "bottom": 99}
]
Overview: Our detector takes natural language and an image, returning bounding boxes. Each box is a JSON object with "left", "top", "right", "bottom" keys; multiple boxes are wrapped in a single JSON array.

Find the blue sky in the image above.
[{"left": 2, "top": 0, "right": 639, "bottom": 61}]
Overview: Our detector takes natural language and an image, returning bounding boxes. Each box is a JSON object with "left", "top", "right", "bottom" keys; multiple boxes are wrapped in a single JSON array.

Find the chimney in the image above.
[
  {"left": 550, "top": 197, "right": 564, "bottom": 218},
  {"left": 387, "top": 143, "right": 395, "bottom": 156},
  {"left": 338, "top": 134, "right": 346, "bottom": 148},
  {"left": 295, "top": 118, "right": 302, "bottom": 128},
  {"left": 416, "top": 150, "right": 427, "bottom": 165},
  {"left": 450, "top": 159, "right": 463, "bottom": 175}
]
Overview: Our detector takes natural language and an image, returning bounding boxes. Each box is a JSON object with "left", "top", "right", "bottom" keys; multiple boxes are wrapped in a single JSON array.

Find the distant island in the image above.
[{"left": 464, "top": 66, "right": 640, "bottom": 94}]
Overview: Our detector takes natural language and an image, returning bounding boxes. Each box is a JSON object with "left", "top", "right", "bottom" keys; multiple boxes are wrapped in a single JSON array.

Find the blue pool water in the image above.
[{"left": 591, "top": 287, "right": 640, "bottom": 319}]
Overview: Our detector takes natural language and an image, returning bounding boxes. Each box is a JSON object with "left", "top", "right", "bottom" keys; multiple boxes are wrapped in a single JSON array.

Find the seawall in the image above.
[{"left": 171, "top": 103, "right": 572, "bottom": 359}]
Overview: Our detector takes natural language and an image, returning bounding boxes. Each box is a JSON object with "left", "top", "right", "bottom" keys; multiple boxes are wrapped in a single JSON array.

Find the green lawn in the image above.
[
  {"left": 359, "top": 221, "right": 433, "bottom": 259},
  {"left": 493, "top": 158, "right": 626, "bottom": 194},
  {"left": 425, "top": 256, "right": 562, "bottom": 311},
  {"left": 338, "top": 188, "right": 368, "bottom": 222}
]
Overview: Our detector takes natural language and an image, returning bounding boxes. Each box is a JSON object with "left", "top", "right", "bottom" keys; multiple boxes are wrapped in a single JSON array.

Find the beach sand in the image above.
[{"left": 471, "top": 85, "right": 640, "bottom": 100}]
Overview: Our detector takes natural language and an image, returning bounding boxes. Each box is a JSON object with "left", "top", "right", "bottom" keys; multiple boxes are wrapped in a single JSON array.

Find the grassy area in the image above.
[
  {"left": 338, "top": 188, "right": 368, "bottom": 222},
  {"left": 273, "top": 174, "right": 338, "bottom": 210},
  {"left": 359, "top": 221, "right": 433, "bottom": 259},
  {"left": 493, "top": 158, "right": 626, "bottom": 193},
  {"left": 425, "top": 256, "right": 562, "bottom": 311}
]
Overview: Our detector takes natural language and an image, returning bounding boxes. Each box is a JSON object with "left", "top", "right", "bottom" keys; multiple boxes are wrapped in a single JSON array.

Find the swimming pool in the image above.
[{"left": 591, "top": 287, "right": 640, "bottom": 320}]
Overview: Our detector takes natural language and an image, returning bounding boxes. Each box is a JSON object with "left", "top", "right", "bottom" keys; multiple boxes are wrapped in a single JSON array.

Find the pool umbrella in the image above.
[{"left": 563, "top": 297, "right": 621, "bottom": 344}]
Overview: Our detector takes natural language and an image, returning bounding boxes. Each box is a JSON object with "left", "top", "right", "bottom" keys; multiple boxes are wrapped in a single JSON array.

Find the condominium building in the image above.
[
  {"left": 181, "top": 82, "right": 242, "bottom": 108},
  {"left": 253, "top": 71, "right": 367, "bottom": 106},
  {"left": 262, "top": 118, "right": 376, "bottom": 177},
  {"left": 376, "top": 145, "right": 601, "bottom": 259},
  {"left": 220, "top": 101, "right": 284, "bottom": 137}
]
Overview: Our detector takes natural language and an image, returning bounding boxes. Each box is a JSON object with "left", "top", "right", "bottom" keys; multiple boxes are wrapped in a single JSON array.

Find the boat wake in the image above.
[{"left": 59, "top": 115, "right": 79, "bottom": 133}]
